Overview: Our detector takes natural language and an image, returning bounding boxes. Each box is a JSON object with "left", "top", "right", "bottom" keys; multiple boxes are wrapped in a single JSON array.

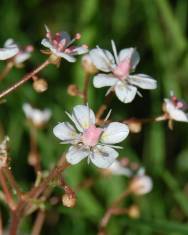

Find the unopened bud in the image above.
[
  {"left": 28, "top": 152, "right": 38, "bottom": 166},
  {"left": 127, "top": 205, "right": 140, "bottom": 218},
  {"left": 0, "top": 137, "right": 9, "bottom": 168},
  {"left": 48, "top": 54, "right": 60, "bottom": 64},
  {"left": 129, "top": 175, "right": 153, "bottom": 195},
  {"left": 82, "top": 54, "right": 98, "bottom": 74},
  {"left": 127, "top": 119, "right": 142, "bottom": 133},
  {"left": 33, "top": 79, "right": 48, "bottom": 93},
  {"left": 62, "top": 193, "right": 76, "bottom": 208},
  {"left": 67, "top": 84, "right": 80, "bottom": 96}
]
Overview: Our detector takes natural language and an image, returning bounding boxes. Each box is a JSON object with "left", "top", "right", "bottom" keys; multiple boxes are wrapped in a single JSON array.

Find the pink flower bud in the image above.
[{"left": 129, "top": 175, "right": 153, "bottom": 195}]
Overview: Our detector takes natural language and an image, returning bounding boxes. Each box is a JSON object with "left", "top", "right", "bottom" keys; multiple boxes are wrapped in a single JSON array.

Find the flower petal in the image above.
[
  {"left": 118, "top": 48, "right": 140, "bottom": 70},
  {"left": 108, "top": 160, "right": 132, "bottom": 176},
  {"left": 14, "top": 52, "right": 31, "bottom": 64},
  {"left": 101, "top": 122, "right": 129, "bottom": 144},
  {"left": 0, "top": 47, "right": 19, "bottom": 60},
  {"left": 66, "top": 146, "right": 89, "bottom": 164},
  {"left": 129, "top": 74, "right": 157, "bottom": 89},
  {"left": 93, "top": 73, "right": 117, "bottom": 88},
  {"left": 165, "top": 99, "right": 188, "bottom": 122},
  {"left": 114, "top": 82, "right": 137, "bottom": 103},
  {"left": 89, "top": 48, "right": 115, "bottom": 72},
  {"left": 71, "top": 105, "right": 96, "bottom": 132},
  {"left": 90, "top": 145, "right": 118, "bottom": 168},
  {"left": 41, "top": 38, "right": 52, "bottom": 50},
  {"left": 53, "top": 122, "right": 79, "bottom": 142},
  {"left": 71, "top": 46, "right": 88, "bottom": 55}
]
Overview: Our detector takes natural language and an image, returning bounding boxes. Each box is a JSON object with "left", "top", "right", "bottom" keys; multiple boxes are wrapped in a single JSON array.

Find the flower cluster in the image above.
[
  {"left": 41, "top": 25, "right": 88, "bottom": 62},
  {"left": 53, "top": 105, "right": 129, "bottom": 168},
  {"left": 0, "top": 39, "right": 33, "bottom": 66},
  {"left": 164, "top": 93, "right": 188, "bottom": 123},
  {"left": 89, "top": 40, "right": 157, "bottom": 103}
]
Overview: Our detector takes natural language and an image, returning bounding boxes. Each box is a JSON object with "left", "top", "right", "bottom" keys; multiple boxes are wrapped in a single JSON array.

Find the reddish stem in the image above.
[{"left": 0, "top": 60, "right": 50, "bottom": 100}]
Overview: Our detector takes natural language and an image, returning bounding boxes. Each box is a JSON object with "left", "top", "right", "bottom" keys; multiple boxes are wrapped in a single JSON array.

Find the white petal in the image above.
[
  {"left": 90, "top": 145, "right": 118, "bottom": 168},
  {"left": 51, "top": 48, "right": 76, "bottom": 62},
  {"left": 71, "top": 105, "right": 96, "bottom": 132},
  {"left": 0, "top": 47, "right": 19, "bottom": 60},
  {"left": 71, "top": 46, "right": 88, "bottom": 55},
  {"left": 118, "top": 48, "right": 140, "bottom": 70},
  {"left": 89, "top": 48, "right": 115, "bottom": 72},
  {"left": 14, "top": 52, "right": 31, "bottom": 64},
  {"left": 165, "top": 99, "right": 188, "bottom": 122},
  {"left": 129, "top": 74, "right": 157, "bottom": 89},
  {"left": 53, "top": 122, "right": 79, "bottom": 142},
  {"left": 41, "top": 38, "right": 53, "bottom": 50},
  {"left": 4, "top": 38, "right": 16, "bottom": 48},
  {"left": 66, "top": 146, "right": 89, "bottom": 164},
  {"left": 93, "top": 74, "right": 117, "bottom": 88},
  {"left": 22, "top": 103, "right": 33, "bottom": 118},
  {"left": 101, "top": 122, "right": 129, "bottom": 144},
  {"left": 114, "top": 82, "right": 137, "bottom": 103},
  {"left": 108, "top": 160, "right": 132, "bottom": 176}
]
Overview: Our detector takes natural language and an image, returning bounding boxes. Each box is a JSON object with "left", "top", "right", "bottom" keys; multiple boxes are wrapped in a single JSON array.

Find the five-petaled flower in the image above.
[
  {"left": 164, "top": 93, "right": 188, "bottom": 123},
  {"left": 23, "top": 103, "right": 52, "bottom": 128},
  {"left": 89, "top": 40, "right": 157, "bottom": 103},
  {"left": 53, "top": 105, "right": 129, "bottom": 168},
  {"left": 0, "top": 39, "right": 19, "bottom": 60},
  {"left": 41, "top": 25, "right": 88, "bottom": 62}
]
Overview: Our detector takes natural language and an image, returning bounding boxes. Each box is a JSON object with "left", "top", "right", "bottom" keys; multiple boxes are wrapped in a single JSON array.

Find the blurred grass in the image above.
[{"left": 0, "top": 0, "right": 188, "bottom": 234}]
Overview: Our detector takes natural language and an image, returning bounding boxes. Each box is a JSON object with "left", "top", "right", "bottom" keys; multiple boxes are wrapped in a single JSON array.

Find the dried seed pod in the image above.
[
  {"left": 33, "top": 79, "right": 48, "bottom": 93},
  {"left": 62, "top": 193, "right": 76, "bottom": 208}
]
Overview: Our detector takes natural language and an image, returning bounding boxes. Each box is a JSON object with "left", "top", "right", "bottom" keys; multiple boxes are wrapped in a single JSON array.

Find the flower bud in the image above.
[
  {"left": 62, "top": 193, "right": 76, "bottom": 208},
  {"left": 82, "top": 54, "right": 98, "bottom": 74},
  {"left": 129, "top": 175, "right": 153, "bottom": 195},
  {"left": 126, "top": 119, "right": 142, "bottom": 133},
  {"left": 0, "top": 136, "right": 9, "bottom": 168},
  {"left": 67, "top": 84, "right": 80, "bottom": 96},
  {"left": 127, "top": 205, "right": 140, "bottom": 219},
  {"left": 33, "top": 79, "right": 48, "bottom": 93}
]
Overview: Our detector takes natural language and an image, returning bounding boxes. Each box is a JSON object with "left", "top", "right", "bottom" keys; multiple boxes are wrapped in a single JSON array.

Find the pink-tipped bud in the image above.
[
  {"left": 75, "top": 33, "right": 81, "bottom": 40},
  {"left": 25, "top": 45, "right": 34, "bottom": 52},
  {"left": 62, "top": 193, "right": 76, "bottom": 208},
  {"left": 67, "top": 84, "right": 79, "bottom": 96}
]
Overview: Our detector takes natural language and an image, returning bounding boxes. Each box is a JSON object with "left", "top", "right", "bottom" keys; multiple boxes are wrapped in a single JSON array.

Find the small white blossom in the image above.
[
  {"left": 129, "top": 175, "right": 153, "bottom": 195},
  {"left": 106, "top": 160, "right": 132, "bottom": 176},
  {"left": 53, "top": 105, "right": 129, "bottom": 168},
  {"left": 23, "top": 103, "right": 51, "bottom": 127},
  {"left": 164, "top": 93, "right": 188, "bottom": 122},
  {"left": 89, "top": 40, "right": 157, "bottom": 103},
  {"left": 0, "top": 39, "right": 33, "bottom": 65},
  {"left": 41, "top": 25, "right": 88, "bottom": 62},
  {"left": 0, "top": 39, "right": 19, "bottom": 60}
]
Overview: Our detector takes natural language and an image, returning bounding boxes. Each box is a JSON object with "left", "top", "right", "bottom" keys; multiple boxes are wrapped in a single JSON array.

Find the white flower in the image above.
[
  {"left": 129, "top": 175, "right": 153, "bottom": 195},
  {"left": 23, "top": 103, "right": 51, "bottom": 127},
  {"left": 0, "top": 39, "right": 33, "bottom": 65},
  {"left": 0, "top": 39, "right": 19, "bottom": 60},
  {"left": 107, "top": 160, "right": 132, "bottom": 176},
  {"left": 41, "top": 25, "right": 88, "bottom": 62},
  {"left": 164, "top": 94, "right": 188, "bottom": 122},
  {"left": 53, "top": 105, "right": 129, "bottom": 168},
  {"left": 89, "top": 40, "right": 157, "bottom": 103}
]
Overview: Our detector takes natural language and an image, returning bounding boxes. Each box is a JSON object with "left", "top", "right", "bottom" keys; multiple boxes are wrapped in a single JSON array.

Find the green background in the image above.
[{"left": 0, "top": 0, "right": 188, "bottom": 234}]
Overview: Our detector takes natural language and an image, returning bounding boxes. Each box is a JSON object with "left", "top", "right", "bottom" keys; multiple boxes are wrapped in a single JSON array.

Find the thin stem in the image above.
[
  {"left": 0, "top": 62, "right": 13, "bottom": 81},
  {"left": 98, "top": 190, "right": 130, "bottom": 234},
  {"left": 0, "top": 169, "right": 16, "bottom": 210},
  {"left": 28, "top": 127, "right": 41, "bottom": 173},
  {"left": 0, "top": 212, "right": 3, "bottom": 235},
  {"left": 9, "top": 211, "right": 20, "bottom": 235},
  {"left": 83, "top": 72, "right": 90, "bottom": 104},
  {"left": 96, "top": 92, "right": 114, "bottom": 122},
  {"left": 31, "top": 210, "right": 45, "bottom": 235},
  {"left": 0, "top": 59, "right": 50, "bottom": 100}
]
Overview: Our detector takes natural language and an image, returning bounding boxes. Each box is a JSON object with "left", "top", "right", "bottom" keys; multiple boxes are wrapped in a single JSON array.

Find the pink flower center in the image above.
[
  {"left": 82, "top": 125, "right": 102, "bottom": 147},
  {"left": 113, "top": 58, "right": 131, "bottom": 80}
]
